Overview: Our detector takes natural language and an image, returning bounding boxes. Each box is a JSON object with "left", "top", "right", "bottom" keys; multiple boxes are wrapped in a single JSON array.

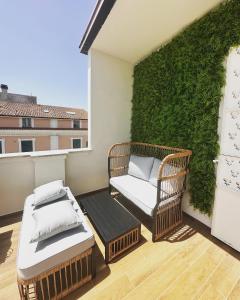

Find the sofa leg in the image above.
[
  {"left": 152, "top": 217, "right": 157, "bottom": 242},
  {"left": 152, "top": 234, "right": 156, "bottom": 242},
  {"left": 108, "top": 185, "right": 112, "bottom": 196}
]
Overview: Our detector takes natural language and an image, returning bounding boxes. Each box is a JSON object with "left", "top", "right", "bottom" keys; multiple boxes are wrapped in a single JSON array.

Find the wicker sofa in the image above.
[{"left": 108, "top": 142, "right": 192, "bottom": 242}]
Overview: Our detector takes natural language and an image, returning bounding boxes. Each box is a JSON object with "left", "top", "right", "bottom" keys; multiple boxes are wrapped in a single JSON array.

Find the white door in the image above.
[
  {"left": 50, "top": 136, "right": 59, "bottom": 150},
  {"left": 211, "top": 47, "right": 240, "bottom": 252}
]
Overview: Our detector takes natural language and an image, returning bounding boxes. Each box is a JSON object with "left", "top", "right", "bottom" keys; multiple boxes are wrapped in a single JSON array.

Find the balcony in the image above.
[
  {"left": 1, "top": 0, "right": 240, "bottom": 299},
  {"left": 1, "top": 191, "right": 240, "bottom": 299}
]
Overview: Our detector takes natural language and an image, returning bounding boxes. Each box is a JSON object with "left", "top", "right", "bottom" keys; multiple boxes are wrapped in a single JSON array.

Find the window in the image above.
[
  {"left": 20, "top": 139, "right": 34, "bottom": 152},
  {"left": 0, "top": 139, "right": 4, "bottom": 154},
  {"left": 72, "top": 138, "right": 82, "bottom": 149},
  {"left": 73, "top": 120, "right": 80, "bottom": 129},
  {"left": 50, "top": 119, "right": 58, "bottom": 128},
  {"left": 22, "top": 117, "right": 32, "bottom": 128}
]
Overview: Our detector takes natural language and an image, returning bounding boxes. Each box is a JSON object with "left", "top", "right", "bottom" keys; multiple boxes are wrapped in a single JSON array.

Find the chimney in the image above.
[{"left": 1, "top": 84, "right": 8, "bottom": 94}]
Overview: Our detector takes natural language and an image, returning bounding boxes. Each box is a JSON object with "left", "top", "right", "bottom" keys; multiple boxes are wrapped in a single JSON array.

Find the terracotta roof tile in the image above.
[{"left": 0, "top": 102, "right": 88, "bottom": 120}]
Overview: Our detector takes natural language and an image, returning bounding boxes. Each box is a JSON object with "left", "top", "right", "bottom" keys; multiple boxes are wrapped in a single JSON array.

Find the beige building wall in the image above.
[
  {"left": 0, "top": 116, "right": 86, "bottom": 129},
  {"left": 58, "top": 119, "right": 72, "bottom": 128},
  {"left": 2, "top": 136, "right": 18, "bottom": 153},
  {"left": 35, "top": 136, "right": 50, "bottom": 151},
  {"left": 81, "top": 120, "right": 88, "bottom": 129},
  {"left": 59, "top": 136, "right": 88, "bottom": 149},
  {"left": 0, "top": 116, "right": 19, "bottom": 127},
  {"left": 81, "top": 135, "right": 88, "bottom": 147},
  {"left": 59, "top": 136, "right": 71, "bottom": 149},
  {"left": 0, "top": 116, "right": 88, "bottom": 153},
  {"left": 0, "top": 136, "right": 50, "bottom": 153},
  {"left": 34, "top": 118, "right": 50, "bottom": 128}
]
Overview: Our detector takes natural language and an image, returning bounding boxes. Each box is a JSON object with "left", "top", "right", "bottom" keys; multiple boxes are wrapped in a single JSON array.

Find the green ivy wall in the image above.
[{"left": 131, "top": 0, "right": 240, "bottom": 215}]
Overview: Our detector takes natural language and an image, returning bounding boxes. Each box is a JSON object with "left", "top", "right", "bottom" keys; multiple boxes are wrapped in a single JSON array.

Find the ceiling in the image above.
[{"left": 92, "top": 0, "right": 223, "bottom": 64}]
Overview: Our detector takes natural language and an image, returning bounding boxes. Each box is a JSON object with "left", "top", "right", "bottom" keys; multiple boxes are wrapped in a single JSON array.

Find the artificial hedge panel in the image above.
[{"left": 131, "top": 0, "right": 240, "bottom": 215}]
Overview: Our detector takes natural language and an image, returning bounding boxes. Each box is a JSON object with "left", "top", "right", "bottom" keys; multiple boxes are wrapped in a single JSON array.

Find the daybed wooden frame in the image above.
[
  {"left": 108, "top": 142, "right": 192, "bottom": 242},
  {"left": 17, "top": 244, "right": 96, "bottom": 300}
]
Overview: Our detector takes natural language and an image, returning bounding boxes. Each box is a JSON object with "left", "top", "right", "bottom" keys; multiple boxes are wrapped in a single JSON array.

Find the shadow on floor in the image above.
[
  {"left": 0, "top": 230, "right": 13, "bottom": 264},
  {"left": 117, "top": 195, "right": 197, "bottom": 243},
  {"left": 115, "top": 194, "right": 240, "bottom": 260},
  {"left": 162, "top": 222, "right": 197, "bottom": 243},
  {"left": 0, "top": 212, "right": 22, "bottom": 227},
  {"left": 184, "top": 213, "right": 240, "bottom": 261},
  {"left": 64, "top": 243, "right": 110, "bottom": 300}
]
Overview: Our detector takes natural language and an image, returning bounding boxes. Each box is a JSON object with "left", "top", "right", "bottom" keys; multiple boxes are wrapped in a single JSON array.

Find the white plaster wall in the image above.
[
  {"left": 33, "top": 155, "right": 66, "bottom": 187},
  {"left": 0, "top": 157, "right": 34, "bottom": 216},
  {"left": 182, "top": 192, "right": 212, "bottom": 227},
  {"left": 0, "top": 49, "right": 133, "bottom": 216},
  {"left": 93, "top": 0, "right": 223, "bottom": 64},
  {"left": 66, "top": 49, "right": 133, "bottom": 195}
]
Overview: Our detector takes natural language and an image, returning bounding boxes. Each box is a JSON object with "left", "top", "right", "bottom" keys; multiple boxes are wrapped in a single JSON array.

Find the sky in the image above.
[{"left": 0, "top": 0, "right": 97, "bottom": 110}]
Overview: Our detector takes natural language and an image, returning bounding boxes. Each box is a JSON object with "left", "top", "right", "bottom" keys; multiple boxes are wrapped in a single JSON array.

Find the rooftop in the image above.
[{"left": 0, "top": 102, "right": 88, "bottom": 120}]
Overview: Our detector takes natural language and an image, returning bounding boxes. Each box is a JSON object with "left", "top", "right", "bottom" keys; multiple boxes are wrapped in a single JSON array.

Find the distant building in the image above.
[
  {"left": 0, "top": 85, "right": 88, "bottom": 154},
  {"left": 0, "top": 84, "right": 37, "bottom": 104}
]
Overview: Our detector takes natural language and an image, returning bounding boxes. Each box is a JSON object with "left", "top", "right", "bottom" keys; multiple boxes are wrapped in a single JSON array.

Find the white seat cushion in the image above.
[
  {"left": 110, "top": 175, "right": 178, "bottom": 216},
  {"left": 17, "top": 187, "right": 95, "bottom": 280}
]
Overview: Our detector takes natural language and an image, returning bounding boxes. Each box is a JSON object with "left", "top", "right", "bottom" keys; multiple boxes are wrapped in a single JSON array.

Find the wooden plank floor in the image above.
[{"left": 1, "top": 194, "right": 240, "bottom": 300}]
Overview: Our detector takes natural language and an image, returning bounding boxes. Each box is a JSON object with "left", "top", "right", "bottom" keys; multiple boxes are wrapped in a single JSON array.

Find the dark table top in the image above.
[{"left": 80, "top": 191, "right": 141, "bottom": 243}]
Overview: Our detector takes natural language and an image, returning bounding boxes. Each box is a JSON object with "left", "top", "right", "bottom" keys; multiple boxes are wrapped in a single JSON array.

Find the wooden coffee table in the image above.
[{"left": 80, "top": 192, "right": 141, "bottom": 263}]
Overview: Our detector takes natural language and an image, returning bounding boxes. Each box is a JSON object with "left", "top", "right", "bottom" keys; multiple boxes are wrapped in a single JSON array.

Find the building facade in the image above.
[{"left": 0, "top": 85, "right": 88, "bottom": 154}]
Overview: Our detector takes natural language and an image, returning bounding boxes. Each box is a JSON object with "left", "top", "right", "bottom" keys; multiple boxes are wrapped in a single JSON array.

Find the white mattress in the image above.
[
  {"left": 110, "top": 175, "right": 178, "bottom": 216},
  {"left": 17, "top": 187, "right": 95, "bottom": 280}
]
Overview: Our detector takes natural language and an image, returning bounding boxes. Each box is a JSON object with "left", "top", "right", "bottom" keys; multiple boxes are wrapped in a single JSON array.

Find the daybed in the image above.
[
  {"left": 108, "top": 142, "right": 192, "bottom": 242},
  {"left": 17, "top": 186, "right": 95, "bottom": 300}
]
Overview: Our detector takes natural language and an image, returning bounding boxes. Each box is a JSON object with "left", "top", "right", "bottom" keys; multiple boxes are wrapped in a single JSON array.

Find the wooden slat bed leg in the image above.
[
  {"left": 70, "top": 262, "right": 73, "bottom": 287},
  {"left": 75, "top": 261, "right": 79, "bottom": 282},
  {"left": 17, "top": 248, "right": 95, "bottom": 300},
  {"left": 91, "top": 244, "right": 96, "bottom": 278},
  {"left": 59, "top": 268, "right": 63, "bottom": 296},
  {"left": 40, "top": 279, "right": 44, "bottom": 300},
  {"left": 33, "top": 282, "right": 38, "bottom": 300},
  {"left": 53, "top": 271, "right": 57, "bottom": 298},
  {"left": 46, "top": 276, "right": 51, "bottom": 299},
  {"left": 18, "top": 282, "right": 24, "bottom": 300}
]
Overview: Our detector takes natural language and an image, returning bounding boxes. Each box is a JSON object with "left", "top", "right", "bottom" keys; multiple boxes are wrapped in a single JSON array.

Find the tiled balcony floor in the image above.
[{"left": 1, "top": 192, "right": 240, "bottom": 300}]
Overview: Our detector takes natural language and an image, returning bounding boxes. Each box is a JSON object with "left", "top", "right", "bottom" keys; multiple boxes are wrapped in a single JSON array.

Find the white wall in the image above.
[
  {"left": 66, "top": 49, "right": 133, "bottom": 195},
  {"left": 0, "top": 156, "right": 34, "bottom": 215},
  {"left": 0, "top": 49, "right": 133, "bottom": 216},
  {"left": 93, "top": 0, "right": 223, "bottom": 64},
  {"left": 182, "top": 192, "right": 212, "bottom": 227}
]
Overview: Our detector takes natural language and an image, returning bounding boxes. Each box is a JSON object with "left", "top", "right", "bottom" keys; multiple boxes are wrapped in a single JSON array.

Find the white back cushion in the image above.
[
  {"left": 128, "top": 155, "right": 154, "bottom": 181},
  {"left": 149, "top": 158, "right": 162, "bottom": 187},
  {"left": 149, "top": 158, "right": 182, "bottom": 192},
  {"left": 33, "top": 180, "right": 66, "bottom": 207},
  {"left": 34, "top": 180, "right": 63, "bottom": 193}
]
